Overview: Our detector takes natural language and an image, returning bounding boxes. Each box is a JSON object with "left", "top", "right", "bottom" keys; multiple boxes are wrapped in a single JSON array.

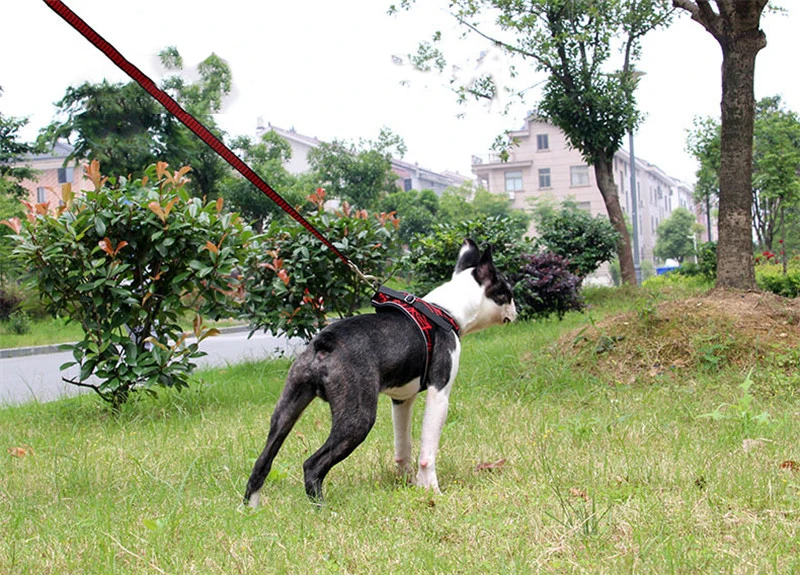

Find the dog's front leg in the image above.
[
  {"left": 415, "top": 383, "right": 452, "bottom": 493},
  {"left": 392, "top": 395, "right": 416, "bottom": 478}
]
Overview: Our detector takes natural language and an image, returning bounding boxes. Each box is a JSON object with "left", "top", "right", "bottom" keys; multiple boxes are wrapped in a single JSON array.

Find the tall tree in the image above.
[
  {"left": 687, "top": 96, "right": 800, "bottom": 252},
  {"left": 672, "top": 0, "right": 769, "bottom": 289},
  {"left": 686, "top": 115, "right": 721, "bottom": 241},
  {"left": 379, "top": 188, "right": 440, "bottom": 244},
  {"left": 392, "top": 0, "right": 673, "bottom": 285},
  {"left": 224, "top": 130, "right": 304, "bottom": 232},
  {"left": 39, "top": 47, "right": 231, "bottom": 198},
  {"left": 654, "top": 207, "right": 701, "bottom": 263},
  {"left": 1, "top": 87, "right": 41, "bottom": 199},
  {"left": 308, "top": 128, "right": 406, "bottom": 210},
  {"left": 751, "top": 96, "right": 800, "bottom": 251}
]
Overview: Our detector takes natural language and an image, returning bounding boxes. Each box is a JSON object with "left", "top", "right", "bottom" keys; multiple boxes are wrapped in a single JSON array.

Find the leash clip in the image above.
[{"left": 347, "top": 260, "right": 381, "bottom": 291}]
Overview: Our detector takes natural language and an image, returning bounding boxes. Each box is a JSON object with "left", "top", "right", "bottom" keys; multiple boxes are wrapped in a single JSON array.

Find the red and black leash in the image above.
[{"left": 42, "top": 0, "right": 378, "bottom": 288}]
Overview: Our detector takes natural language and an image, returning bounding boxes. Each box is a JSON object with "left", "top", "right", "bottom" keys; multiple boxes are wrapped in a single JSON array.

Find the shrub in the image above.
[
  {"left": 511, "top": 252, "right": 584, "bottom": 320},
  {"left": 532, "top": 201, "right": 619, "bottom": 278},
  {"left": 7, "top": 309, "right": 30, "bottom": 334},
  {"left": 756, "top": 264, "right": 800, "bottom": 297},
  {"left": 241, "top": 189, "right": 401, "bottom": 339},
  {"left": 0, "top": 283, "right": 23, "bottom": 320},
  {"left": 7, "top": 161, "right": 254, "bottom": 409},
  {"left": 405, "top": 216, "right": 531, "bottom": 296}
]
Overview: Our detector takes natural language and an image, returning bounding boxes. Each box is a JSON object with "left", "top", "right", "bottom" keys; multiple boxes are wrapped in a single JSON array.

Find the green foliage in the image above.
[
  {"left": 8, "top": 161, "right": 254, "bottom": 409},
  {"left": 38, "top": 48, "right": 232, "bottom": 199},
  {"left": 688, "top": 97, "right": 800, "bottom": 252},
  {"left": 405, "top": 215, "right": 531, "bottom": 296},
  {"left": 531, "top": 199, "right": 619, "bottom": 277},
  {"left": 241, "top": 189, "right": 401, "bottom": 339},
  {"left": 1, "top": 88, "right": 40, "bottom": 283},
  {"left": 439, "top": 181, "right": 530, "bottom": 235},
  {"left": 755, "top": 263, "right": 800, "bottom": 298},
  {"left": 699, "top": 370, "right": 771, "bottom": 434},
  {"left": 378, "top": 188, "right": 439, "bottom": 244},
  {"left": 308, "top": 128, "right": 405, "bottom": 210},
  {"left": 0, "top": 282, "right": 22, "bottom": 320},
  {"left": 0, "top": 89, "right": 39, "bottom": 200},
  {"left": 223, "top": 131, "right": 305, "bottom": 231},
  {"left": 653, "top": 207, "right": 699, "bottom": 264},
  {"left": 6, "top": 309, "right": 30, "bottom": 335}
]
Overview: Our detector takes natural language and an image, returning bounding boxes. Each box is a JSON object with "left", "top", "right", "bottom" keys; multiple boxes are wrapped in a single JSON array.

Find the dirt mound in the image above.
[{"left": 565, "top": 289, "right": 800, "bottom": 383}]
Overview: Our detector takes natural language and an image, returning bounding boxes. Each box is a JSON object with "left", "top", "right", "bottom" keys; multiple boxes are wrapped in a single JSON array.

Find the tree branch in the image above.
[
  {"left": 673, "top": 0, "right": 723, "bottom": 41},
  {"left": 451, "top": 13, "right": 556, "bottom": 73},
  {"left": 62, "top": 376, "right": 113, "bottom": 403}
]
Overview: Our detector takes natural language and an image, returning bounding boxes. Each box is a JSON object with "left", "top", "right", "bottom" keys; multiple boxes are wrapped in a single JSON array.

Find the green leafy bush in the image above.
[
  {"left": 7, "top": 161, "right": 254, "bottom": 409},
  {"left": 7, "top": 309, "right": 30, "bottom": 334},
  {"left": 532, "top": 201, "right": 619, "bottom": 278},
  {"left": 241, "top": 188, "right": 401, "bottom": 340},
  {"left": 405, "top": 215, "right": 531, "bottom": 295},
  {"left": 0, "top": 283, "right": 23, "bottom": 320},
  {"left": 756, "top": 263, "right": 800, "bottom": 297}
]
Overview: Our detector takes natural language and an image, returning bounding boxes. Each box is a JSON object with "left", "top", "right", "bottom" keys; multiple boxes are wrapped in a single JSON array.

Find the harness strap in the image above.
[
  {"left": 371, "top": 287, "right": 460, "bottom": 389},
  {"left": 375, "top": 286, "right": 461, "bottom": 334}
]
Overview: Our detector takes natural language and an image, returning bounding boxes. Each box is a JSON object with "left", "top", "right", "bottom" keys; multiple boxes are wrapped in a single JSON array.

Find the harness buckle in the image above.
[{"left": 403, "top": 294, "right": 416, "bottom": 304}]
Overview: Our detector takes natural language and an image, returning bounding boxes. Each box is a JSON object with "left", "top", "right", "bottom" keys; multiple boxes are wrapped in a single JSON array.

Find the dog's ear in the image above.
[
  {"left": 472, "top": 244, "right": 498, "bottom": 286},
  {"left": 454, "top": 238, "right": 481, "bottom": 275}
]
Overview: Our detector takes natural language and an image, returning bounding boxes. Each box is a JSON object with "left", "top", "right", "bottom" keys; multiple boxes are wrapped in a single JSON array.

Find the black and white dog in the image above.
[{"left": 244, "top": 239, "right": 517, "bottom": 506}]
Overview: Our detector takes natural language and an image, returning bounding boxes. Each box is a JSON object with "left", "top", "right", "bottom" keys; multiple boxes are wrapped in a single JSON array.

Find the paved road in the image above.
[{"left": 0, "top": 329, "right": 303, "bottom": 406}]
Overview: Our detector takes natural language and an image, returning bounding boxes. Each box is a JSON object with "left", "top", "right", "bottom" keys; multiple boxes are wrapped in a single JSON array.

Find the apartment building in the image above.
[
  {"left": 13, "top": 141, "right": 87, "bottom": 208},
  {"left": 255, "top": 119, "right": 472, "bottom": 194},
  {"left": 472, "top": 117, "right": 703, "bottom": 277}
]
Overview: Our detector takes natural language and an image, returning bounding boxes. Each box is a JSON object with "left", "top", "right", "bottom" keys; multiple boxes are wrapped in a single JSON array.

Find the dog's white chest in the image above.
[{"left": 382, "top": 378, "right": 422, "bottom": 402}]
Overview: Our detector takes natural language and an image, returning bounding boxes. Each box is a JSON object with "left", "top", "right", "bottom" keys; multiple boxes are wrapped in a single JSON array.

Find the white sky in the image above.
[{"left": 1, "top": 1, "right": 798, "bottom": 185}]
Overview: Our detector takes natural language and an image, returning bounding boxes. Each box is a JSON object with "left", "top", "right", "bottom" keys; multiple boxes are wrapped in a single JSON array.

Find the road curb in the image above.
[{"left": 0, "top": 325, "right": 253, "bottom": 359}]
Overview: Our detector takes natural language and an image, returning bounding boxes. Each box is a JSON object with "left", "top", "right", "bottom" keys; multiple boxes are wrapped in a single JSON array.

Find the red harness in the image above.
[{"left": 371, "top": 286, "right": 460, "bottom": 389}]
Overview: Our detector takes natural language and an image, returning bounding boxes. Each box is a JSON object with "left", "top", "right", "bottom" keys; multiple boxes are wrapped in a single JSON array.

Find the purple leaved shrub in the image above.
[{"left": 512, "top": 252, "right": 584, "bottom": 320}]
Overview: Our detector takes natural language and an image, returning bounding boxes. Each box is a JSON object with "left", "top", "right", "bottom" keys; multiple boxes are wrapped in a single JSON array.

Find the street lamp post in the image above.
[
  {"left": 629, "top": 131, "right": 641, "bottom": 284},
  {"left": 628, "top": 70, "right": 645, "bottom": 285}
]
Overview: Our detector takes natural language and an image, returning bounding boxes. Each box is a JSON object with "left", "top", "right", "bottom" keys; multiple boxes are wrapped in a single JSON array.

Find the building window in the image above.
[
  {"left": 57, "top": 166, "right": 74, "bottom": 184},
  {"left": 37, "top": 187, "right": 47, "bottom": 203},
  {"left": 536, "top": 133, "right": 549, "bottom": 150},
  {"left": 403, "top": 178, "right": 413, "bottom": 192},
  {"left": 505, "top": 170, "right": 523, "bottom": 193},
  {"left": 570, "top": 165, "right": 590, "bottom": 187},
  {"left": 538, "top": 168, "right": 551, "bottom": 189},
  {"left": 577, "top": 201, "right": 592, "bottom": 212}
]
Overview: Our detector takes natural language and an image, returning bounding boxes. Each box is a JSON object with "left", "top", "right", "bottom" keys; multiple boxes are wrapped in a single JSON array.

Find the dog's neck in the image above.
[{"left": 424, "top": 269, "right": 494, "bottom": 337}]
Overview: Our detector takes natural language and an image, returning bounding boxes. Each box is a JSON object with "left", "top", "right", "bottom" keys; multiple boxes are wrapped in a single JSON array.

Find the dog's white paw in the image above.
[
  {"left": 414, "top": 467, "right": 441, "bottom": 494},
  {"left": 394, "top": 458, "right": 414, "bottom": 479},
  {"left": 247, "top": 491, "right": 261, "bottom": 509}
]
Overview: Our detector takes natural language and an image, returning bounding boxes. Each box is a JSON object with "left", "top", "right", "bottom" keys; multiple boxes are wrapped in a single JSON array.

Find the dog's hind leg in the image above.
[
  {"left": 302, "top": 381, "right": 379, "bottom": 503},
  {"left": 391, "top": 395, "right": 417, "bottom": 478},
  {"left": 244, "top": 374, "right": 316, "bottom": 508}
]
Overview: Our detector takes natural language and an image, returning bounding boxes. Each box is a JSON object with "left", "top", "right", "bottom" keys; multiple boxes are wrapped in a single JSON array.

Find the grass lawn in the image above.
[
  {"left": 0, "top": 316, "right": 85, "bottom": 349},
  {"left": 1, "top": 285, "right": 798, "bottom": 573},
  {"left": 0, "top": 316, "right": 246, "bottom": 350}
]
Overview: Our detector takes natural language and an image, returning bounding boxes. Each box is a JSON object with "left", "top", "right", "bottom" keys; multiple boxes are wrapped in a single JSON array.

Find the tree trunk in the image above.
[
  {"left": 673, "top": 0, "right": 767, "bottom": 289},
  {"left": 594, "top": 160, "right": 637, "bottom": 286},
  {"left": 716, "top": 35, "right": 762, "bottom": 289}
]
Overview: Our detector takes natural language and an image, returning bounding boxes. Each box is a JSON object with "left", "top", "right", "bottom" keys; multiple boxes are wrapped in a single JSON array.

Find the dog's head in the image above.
[{"left": 452, "top": 238, "right": 517, "bottom": 332}]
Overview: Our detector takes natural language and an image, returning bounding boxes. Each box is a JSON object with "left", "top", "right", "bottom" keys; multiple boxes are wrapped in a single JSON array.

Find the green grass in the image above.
[
  {"left": 0, "top": 316, "right": 246, "bottom": 350},
  {"left": 0, "top": 316, "right": 85, "bottom": 349},
  {"left": 1, "top": 289, "right": 799, "bottom": 573}
]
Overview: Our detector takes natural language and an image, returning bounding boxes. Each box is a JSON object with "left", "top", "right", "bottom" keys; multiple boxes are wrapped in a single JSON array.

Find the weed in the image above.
[{"left": 699, "top": 370, "right": 772, "bottom": 434}]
